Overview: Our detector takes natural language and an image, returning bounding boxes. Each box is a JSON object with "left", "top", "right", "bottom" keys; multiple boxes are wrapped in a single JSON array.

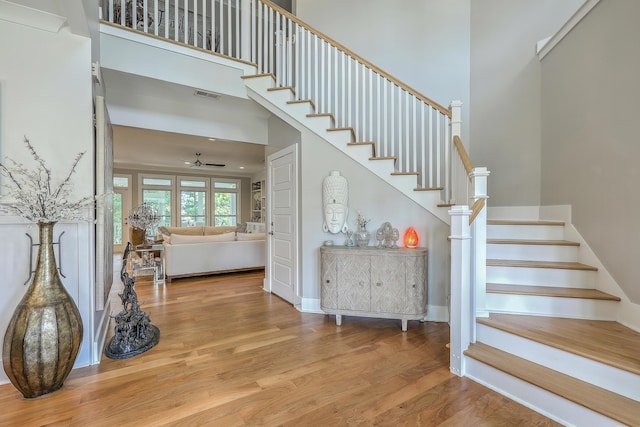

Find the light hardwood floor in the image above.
[{"left": 0, "top": 271, "right": 560, "bottom": 426}]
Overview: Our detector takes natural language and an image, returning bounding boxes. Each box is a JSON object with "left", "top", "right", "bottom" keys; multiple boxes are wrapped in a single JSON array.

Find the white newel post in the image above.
[
  {"left": 241, "top": 0, "right": 252, "bottom": 61},
  {"left": 471, "top": 167, "right": 490, "bottom": 320},
  {"left": 449, "top": 205, "right": 473, "bottom": 376}
]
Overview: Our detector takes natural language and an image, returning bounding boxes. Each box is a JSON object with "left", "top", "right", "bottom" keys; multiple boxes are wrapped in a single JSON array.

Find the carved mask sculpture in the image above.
[{"left": 322, "top": 171, "right": 349, "bottom": 234}]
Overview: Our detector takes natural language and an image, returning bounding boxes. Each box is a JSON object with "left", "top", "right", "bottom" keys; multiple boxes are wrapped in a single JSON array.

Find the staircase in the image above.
[
  {"left": 241, "top": 74, "right": 451, "bottom": 223},
  {"left": 464, "top": 217, "right": 640, "bottom": 426}
]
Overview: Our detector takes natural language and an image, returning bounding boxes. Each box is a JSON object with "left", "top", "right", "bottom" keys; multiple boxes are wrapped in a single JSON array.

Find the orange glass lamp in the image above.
[{"left": 404, "top": 227, "right": 419, "bottom": 248}]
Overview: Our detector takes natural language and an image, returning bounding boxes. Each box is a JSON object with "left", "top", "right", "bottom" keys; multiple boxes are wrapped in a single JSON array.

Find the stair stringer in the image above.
[{"left": 243, "top": 76, "right": 451, "bottom": 224}]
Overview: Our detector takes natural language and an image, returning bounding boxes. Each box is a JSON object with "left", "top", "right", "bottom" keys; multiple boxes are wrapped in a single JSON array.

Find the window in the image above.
[
  {"left": 212, "top": 179, "right": 240, "bottom": 226},
  {"left": 140, "top": 175, "right": 174, "bottom": 235},
  {"left": 179, "top": 177, "right": 208, "bottom": 227}
]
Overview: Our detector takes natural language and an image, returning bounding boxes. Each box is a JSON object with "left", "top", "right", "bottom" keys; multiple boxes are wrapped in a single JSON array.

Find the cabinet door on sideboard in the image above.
[
  {"left": 320, "top": 251, "right": 338, "bottom": 309},
  {"left": 337, "top": 254, "right": 371, "bottom": 311},
  {"left": 405, "top": 255, "right": 428, "bottom": 315},
  {"left": 371, "top": 254, "right": 406, "bottom": 314}
]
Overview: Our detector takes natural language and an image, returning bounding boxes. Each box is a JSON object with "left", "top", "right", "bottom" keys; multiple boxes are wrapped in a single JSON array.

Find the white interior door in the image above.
[{"left": 267, "top": 144, "right": 298, "bottom": 305}]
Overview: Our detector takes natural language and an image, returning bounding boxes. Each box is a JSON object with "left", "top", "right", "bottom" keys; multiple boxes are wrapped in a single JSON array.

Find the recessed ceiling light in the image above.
[
  {"left": 239, "top": 166, "right": 245, "bottom": 169},
  {"left": 208, "top": 138, "right": 216, "bottom": 141}
]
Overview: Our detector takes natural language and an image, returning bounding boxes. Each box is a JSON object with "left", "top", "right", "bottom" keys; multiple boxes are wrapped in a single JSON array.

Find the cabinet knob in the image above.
[
  {"left": 412, "top": 284, "right": 416, "bottom": 288},
  {"left": 376, "top": 282, "right": 382, "bottom": 287},
  {"left": 326, "top": 280, "right": 330, "bottom": 283}
]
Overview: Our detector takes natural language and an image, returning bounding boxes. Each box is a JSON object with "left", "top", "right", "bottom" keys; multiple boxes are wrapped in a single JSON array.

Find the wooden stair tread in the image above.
[
  {"left": 241, "top": 73, "right": 275, "bottom": 80},
  {"left": 487, "top": 219, "right": 565, "bottom": 226},
  {"left": 487, "top": 239, "right": 579, "bottom": 246},
  {"left": 477, "top": 313, "right": 640, "bottom": 376},
  {"left": 413, "top": 187, "right": 444, "bottom": 192},
  {"left": 465, "top": 342, "right": 640, "bottom": 426},
  {"left": 391, "top": 171, "right": 419, "bottom": 176},
  {"left": 487, "top": 259, "right": 597, "bottom": 271},
  {"left": 486, "top": 283, "right": 621, "bottom": 301}
]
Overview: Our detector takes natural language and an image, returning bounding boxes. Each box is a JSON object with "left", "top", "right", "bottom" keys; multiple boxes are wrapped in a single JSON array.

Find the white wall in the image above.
[
  {"left": 469, "top": 0, "right": 584, "bottom": 206},
  {"left": 294, "top": 0, "right": 471, "bottom": 144},
  {"left": 0, "top": 15, "right": 95, "bottom": 384},
  {"left": 299, "top": 130, "right": 451, "bottom": 321},
  {"left": 541, "top": 0, "right": 640, "bottom": 305}
]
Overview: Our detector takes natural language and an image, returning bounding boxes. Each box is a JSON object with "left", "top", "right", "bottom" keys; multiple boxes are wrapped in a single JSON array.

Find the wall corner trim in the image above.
[
  {"left": 537, "top": 0, "right": 601, "bottom": 61},
  {"left": 0, "top": 0, "right": 67, "bottom": 33}
]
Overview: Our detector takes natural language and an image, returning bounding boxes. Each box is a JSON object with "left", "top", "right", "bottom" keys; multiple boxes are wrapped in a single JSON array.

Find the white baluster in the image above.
[
  {"left": 183, "top": 0, "right": 189, "bottom": 43},
  {"left": 376, "top": 74, "right": 381, "bottom": 153},
  {"left": 227, "top": 0, "right": 231, "bottom": 55},
  {"left": 347, "top": 57, "right": 352, "bottom": 127},
  {"left": 275, "top": 17, "right": 280, "bottom": 86},
  {"left": 287, "top": 19, "right": 292, "bottom": 88},
  {"left": 219, "top": 0, "right": 224, "bottom": 54},
  {"left": 420, "top": 102, "right": 426, "bottom": 188},
  {"left": 164, "top": 0, "right": 168, "bottom": 38},
  {"left": 383, "top": 79, "right": 388, "bottom": 157},
  {"left": 257, "top": 3, "right": 262, "bottom": 71},
  {"left": 355, "top": 62, "right": 359, "bottom": 134},
  {"left": 173, "top": 0, "right": 178, "bottom": 40},
  {"left": 236, "top": 0, "right": 240, "bottom": 57},
  {"left": 412, "top": 97, "right": 418, "bottom": 175},
  {"left": 153, "top": 0, "right": 158, "bottom": 35},
  {"left": 193, "top": 0, "right": 197, "bottom": 47},
  {"left": 326, "top": 42, "right": 331, "bottom": 113},
  {"left": 313, "top": 35, "right": 318, "bottom": 106},
  {"left": 428, "top": 107, "right": 434, "bottom": 188},
  {"left": 250, "top": 0, "right": 255, "bottom": 62}
]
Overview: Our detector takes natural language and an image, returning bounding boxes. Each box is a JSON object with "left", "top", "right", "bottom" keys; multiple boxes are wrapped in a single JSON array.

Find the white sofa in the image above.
[{"left": 159, "top": 226, "right": 265, "bottom": 282}]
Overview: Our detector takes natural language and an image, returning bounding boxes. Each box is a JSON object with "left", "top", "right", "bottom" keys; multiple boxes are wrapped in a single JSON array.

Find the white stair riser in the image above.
[
  {"left": 487, "top": 244, "right": 578, "bottom": 262},
  {"left": 265, "top": 88, "right": 295, "bottom": 105},
  {"left": 285, "top": 102, "right": 315, "bottom": 117},
  {"left": 476, "top": 324, "right": 640, "bottom": 401},
  {"left": 465, "top": 358, "right": 624, "bottom": 427},
  {"left": 486, "top": 293, "right": 618, "bottom": 320},
  {"left": 487, "top": 225, "right": 564, "bottom": 240},
  {"left": 487, "top": 266, "right": 595, "bottom": 288},
  {"left": 243, "top": 76, "right": 275, "bottom": 92}
]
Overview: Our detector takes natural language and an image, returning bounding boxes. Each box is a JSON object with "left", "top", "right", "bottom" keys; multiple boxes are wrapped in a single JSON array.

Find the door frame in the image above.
[
  {"left": 113, "top": 174, "right": 132, "bottom": 254},
  {"left": 265, "top": 143, "right": 300, "bottom": 306}
]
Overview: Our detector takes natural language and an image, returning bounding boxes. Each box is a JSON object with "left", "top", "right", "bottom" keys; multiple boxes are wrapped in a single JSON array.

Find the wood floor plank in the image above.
[{"left": 0, "top": 269, "right": 562, "bottom": 426}]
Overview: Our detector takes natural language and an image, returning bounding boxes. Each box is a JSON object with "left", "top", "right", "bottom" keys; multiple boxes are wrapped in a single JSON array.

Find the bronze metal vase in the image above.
[{"left": 2, "top": 222, "right": 83, "bottom": 398}]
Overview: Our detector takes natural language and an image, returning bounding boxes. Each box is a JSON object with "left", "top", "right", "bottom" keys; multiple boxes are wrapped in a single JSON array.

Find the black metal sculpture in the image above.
[{"left": 104, "top": 243, "right": 160, "bottom": 359}]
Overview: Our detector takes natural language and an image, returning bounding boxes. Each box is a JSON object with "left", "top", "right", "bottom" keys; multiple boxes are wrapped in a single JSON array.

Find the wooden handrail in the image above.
[
  {"left": 260, "top": 0, "right": 451, "bottom": 117},
  {"left": 453, "top": 135, "right": 473, "bottom": 175},
  {"left": 469, "top": 198, "right": 485, "bottom": 225}
]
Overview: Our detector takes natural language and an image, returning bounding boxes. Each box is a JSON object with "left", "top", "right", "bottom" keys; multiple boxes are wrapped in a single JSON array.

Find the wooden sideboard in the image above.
[{"left": 320, "top": 246, "right": 428, "bottom": 331}]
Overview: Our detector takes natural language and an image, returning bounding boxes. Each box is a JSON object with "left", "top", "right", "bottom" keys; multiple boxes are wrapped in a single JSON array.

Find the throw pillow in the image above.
[{"left": 236, "top": 232, "right": 266, "bottom": 241}]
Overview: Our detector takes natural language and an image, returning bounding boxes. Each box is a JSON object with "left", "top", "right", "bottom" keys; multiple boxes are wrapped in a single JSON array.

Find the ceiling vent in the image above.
[{"left": 194, "top": 89, "right": 221, "bottom": 100}]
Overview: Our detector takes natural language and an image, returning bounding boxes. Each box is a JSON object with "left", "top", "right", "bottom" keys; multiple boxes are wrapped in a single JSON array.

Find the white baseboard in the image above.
[
  {"left": 425, "top": 304, "right": 449, "bottom": 322},
  {"left": 299, "top": 297, "right": 323, "bottom": 314},
  {"left": 93, "top": 297, "right": 113, "bottom": 363}
]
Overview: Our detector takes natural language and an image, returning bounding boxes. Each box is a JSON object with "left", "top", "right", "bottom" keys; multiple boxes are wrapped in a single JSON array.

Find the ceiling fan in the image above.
[{"left": 186, "top": 152, "right": 225, "bottom": 168}]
